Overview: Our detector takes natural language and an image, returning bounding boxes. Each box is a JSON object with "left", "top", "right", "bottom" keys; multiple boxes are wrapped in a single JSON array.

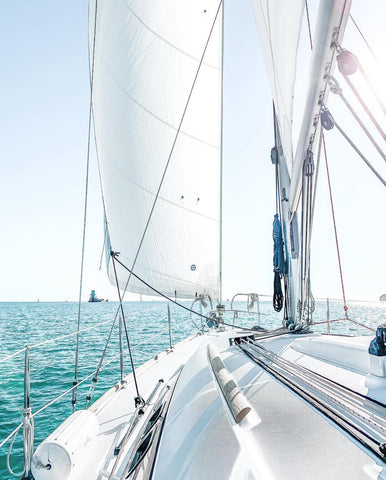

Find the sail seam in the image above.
[
  {"left": 97, "top": 57, "right": 220, "bottom": 151},
  {"left": 120, "top": 0, "right": 220, "bottom": 71}
]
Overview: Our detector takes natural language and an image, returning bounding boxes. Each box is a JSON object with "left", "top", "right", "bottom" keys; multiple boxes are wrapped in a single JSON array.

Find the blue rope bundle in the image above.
[{"left": 273, "top": 214, "right": 285, "bottom": 312}]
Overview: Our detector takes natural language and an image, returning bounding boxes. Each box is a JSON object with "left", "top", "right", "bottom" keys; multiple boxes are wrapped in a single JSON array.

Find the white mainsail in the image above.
[{"left": 90, "top": 0, "right": 222, "bottom": 299}]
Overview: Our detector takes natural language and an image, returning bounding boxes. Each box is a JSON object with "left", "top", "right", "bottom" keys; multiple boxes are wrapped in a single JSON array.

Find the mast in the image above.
[
  {"left": 290, "top": 0, "right": 352, "bottom": 215},
  {"left": 289, "top": 0, "right": 352, "bottom": 327},
  {"left": 219, "top": 0, "right": 224, "bottom": 306}
]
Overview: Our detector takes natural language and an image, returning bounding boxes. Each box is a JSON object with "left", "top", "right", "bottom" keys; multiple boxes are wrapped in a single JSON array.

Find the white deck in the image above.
[{"left": 32, "top": 330, "right": 386, "bottom": 480}]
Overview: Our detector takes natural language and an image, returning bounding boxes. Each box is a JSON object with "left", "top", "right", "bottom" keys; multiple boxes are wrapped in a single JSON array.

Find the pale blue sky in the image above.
[{"left": 1, "top": 0, "right": 385, "bottom": 302}]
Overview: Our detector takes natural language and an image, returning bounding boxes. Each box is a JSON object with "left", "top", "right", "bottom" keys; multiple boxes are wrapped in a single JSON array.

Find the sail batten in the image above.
[{"left": 91, "top": 0, "right": 222, "bottom": 299}]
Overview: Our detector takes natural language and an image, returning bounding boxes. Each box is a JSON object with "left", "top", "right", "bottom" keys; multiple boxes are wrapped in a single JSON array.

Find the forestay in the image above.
[{"left": 90, "top": 0, "right": 222, "bottom": 299}]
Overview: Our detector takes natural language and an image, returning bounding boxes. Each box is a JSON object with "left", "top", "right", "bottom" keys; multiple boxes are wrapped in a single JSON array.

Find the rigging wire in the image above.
[
  {"left": 111, "top": 253, "right": 266, "bottom": 333},
  {"left": 331, "top": 115, "right": 386, "bottom": 187},
  {"left": 111, "top": 253, "right": 143, "bottom": 405},
  {"left": 357, "top": 62, "right": 386, "bottom": 116},
  {"left": 111, "top": 254, "right": 377, "bottom": 335},
  {"left": 341, "top": 74, "right": 386, "bottom": 142},
  {"left": 219, "top": 0, "right": 224, "bottom": 306},
  {"left": 349, "top": 14, "right": 379, "bottom": 64},
  {"left": 84, "top": 314, "right": 119, "bottom": 408},
  {"left": 299, "top": 150, "right": 315, "bottom": 325},
  {"left": 305, "top": 0, "right": 313, "bottom": 50},
  {"left": 313, "top": 317, "right": 376, "bottom": 333},
  {"left": 72, "top": 0, "right": 99, "bottom": 413},
  {"left": 321, "top": 131, "right": 348, "bottom": 319},
  {"left": 310, "top": 132, "right": 323, "bottom": 229},
  {"left": 327, "top": 75, "right": 386, "bottom": 162}
]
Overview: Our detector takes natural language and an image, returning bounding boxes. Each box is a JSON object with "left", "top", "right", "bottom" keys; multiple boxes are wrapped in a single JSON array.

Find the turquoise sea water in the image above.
[{"left": 0, "top": 299, "right": 384, "bottom": 479}]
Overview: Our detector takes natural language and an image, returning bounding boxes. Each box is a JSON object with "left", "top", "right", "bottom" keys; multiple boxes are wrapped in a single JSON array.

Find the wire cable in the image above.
[
  {"left": 73, "top": 0, "right": 99, "bottom": 413},
  {"left": 327, "top": 75, "right": 386, "bottom": 161},
  {"left": 358, "top": 63, "right": 386, "bottom": 116},
  {"left": 85, "top": 315, "right": 119, "bottom": 408},
  {"left": 349, "top": 14, "right": 379, "bottom": 64},
  {"left": 322, "top": 132, "right": 349, "bottom": 319},
  {"left": 332, "top": 117, "right": 386, "bottom": 186},
  {"left": 341, "top": 74, "right": 386, "bottom": 142},
  {"left": 111, "top": 253, "right": 143, "bottom": 403},
  {"left": 305, "top": 0, "right": 313, "bottom": 50}
]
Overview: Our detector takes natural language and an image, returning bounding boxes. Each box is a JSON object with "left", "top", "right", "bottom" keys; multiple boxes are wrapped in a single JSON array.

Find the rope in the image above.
[
  {"left": 305, "top": 0, "right": 313, "bottom": 50},
  {"left": 313, "top": 317, "right": 376, "bottom": 333},
  {"left": 73, "top": 0, "right": 99, "bottom": 413},
  {"left": 6, "top": 424, "right": 24, "bottom": 477},
  {"left": 273, "top": 272, "right": 283, "bottom": 312},
  {"left": 0, "top": 424, "right": 23, "bottom": 450},
  {"left": 112, "top": 253, "right": 282, "bottom": 333},
  {"left": 322, "top": 132, "right": 349, "bottom": 319}
]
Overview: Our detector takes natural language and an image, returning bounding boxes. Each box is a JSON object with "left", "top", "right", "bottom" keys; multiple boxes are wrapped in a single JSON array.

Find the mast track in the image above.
[{"left": 238, "top": 339, "right": 386, "bottom": 462}]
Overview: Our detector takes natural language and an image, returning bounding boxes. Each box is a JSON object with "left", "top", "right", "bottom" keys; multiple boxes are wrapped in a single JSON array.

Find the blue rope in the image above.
[
  {"left": 273, "top": 214, "right": 286, "bottom": 312},
  {"left": 273, "top": 214, "right": 285, "bottom": 275}
]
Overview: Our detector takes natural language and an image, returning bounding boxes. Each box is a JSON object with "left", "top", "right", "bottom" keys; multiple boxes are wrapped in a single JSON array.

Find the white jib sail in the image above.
[{"left": 90, "top": 0, "right": 222, "bottom": 300}]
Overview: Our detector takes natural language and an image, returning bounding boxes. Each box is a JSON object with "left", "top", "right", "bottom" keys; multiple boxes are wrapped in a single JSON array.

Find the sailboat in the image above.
[{"left": 11, "top": 0, "right": 386, "bottom": 478}]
